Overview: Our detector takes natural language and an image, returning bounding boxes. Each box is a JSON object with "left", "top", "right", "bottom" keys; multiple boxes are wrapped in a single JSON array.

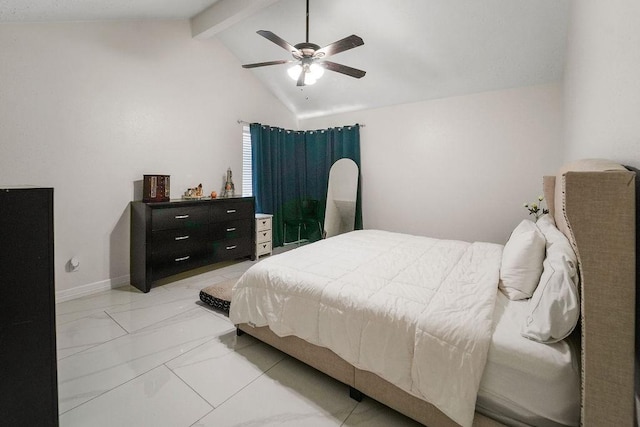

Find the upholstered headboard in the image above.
[{"left": 543, "top": 159, "right": 636, "bottom": 426}]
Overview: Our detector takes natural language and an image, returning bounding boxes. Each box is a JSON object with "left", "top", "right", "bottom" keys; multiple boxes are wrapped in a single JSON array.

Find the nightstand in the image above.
[{"left": 255, "top": 213, "right": 273, "bottom": 258}]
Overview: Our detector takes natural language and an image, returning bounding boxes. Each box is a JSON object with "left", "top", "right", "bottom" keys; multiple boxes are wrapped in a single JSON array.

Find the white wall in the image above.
[
  {"left": 563, "top": 0, "right": 640, "bottom": 165},
  {"left": 0, "top": 20, "right": 295, "bottom": 299},
  {"left": 300, "top": 84, "right": 564, "bottom": 244}
]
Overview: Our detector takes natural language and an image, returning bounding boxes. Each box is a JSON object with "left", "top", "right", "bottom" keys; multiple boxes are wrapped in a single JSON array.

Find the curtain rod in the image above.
[{"left": 237, "top": 119, "right": 365, "bottom": 128}]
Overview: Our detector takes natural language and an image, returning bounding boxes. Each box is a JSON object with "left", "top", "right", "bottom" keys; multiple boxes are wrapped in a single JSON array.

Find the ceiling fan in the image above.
[{"left": 241, "top": 0, "right": 366, "bottom": 87}]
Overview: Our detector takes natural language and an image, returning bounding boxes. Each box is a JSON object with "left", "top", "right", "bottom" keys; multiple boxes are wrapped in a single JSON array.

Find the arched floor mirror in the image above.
[{"left": 323, "top": 158, "right": 359, "bottom": 239}]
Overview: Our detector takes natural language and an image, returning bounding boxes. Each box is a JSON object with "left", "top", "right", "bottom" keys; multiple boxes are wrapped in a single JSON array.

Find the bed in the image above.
[{"left": 229, "top": 159, "right": 636, "bottom": 427}]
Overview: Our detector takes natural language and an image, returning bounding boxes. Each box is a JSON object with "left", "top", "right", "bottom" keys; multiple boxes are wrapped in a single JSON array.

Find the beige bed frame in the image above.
[{"left": 238, "top": 161, "right": 636, "bottom": 426}]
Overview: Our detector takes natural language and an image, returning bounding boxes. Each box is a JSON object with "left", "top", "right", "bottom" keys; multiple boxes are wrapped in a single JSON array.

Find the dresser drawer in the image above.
[
  {"left": 256, "top": 216, "right": 272, "bottom": 232},
  {"left": 150, "top": 227, "right": 207, "bottom": 266},
  {"left": 152, "top": 254, "right": 207, "bottom": 280},
  {"left": 211, "top": 201, "right": 254, "bottom": 222},
  {"left": 151, "top": 228, "right": 208, "bottom": 247},
  {"left": 256, "top": 229, "right": 272, "bottom": 244},
  {"left": 210, "top": 219, "right": 252, "bottom": 241},
  {"left": 152, "top": 205, "right": 209, "bottom": 231},
  {"left": 210, "top": 238, "right": 253, "bottom": 262},
  {"left": 151, "top": 237, "right": 206, "bottom": 264}
]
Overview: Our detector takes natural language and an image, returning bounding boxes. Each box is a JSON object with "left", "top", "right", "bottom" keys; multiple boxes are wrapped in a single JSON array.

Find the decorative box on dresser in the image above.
[
  {"left": 255, "top": 213, "right": 273, "bottom": 258},
  {"left": 0, "top": 187, "right": 58, "bottom": 426},
  {"left": 130, "top": 196, "right": 255, "bottom": 293}
]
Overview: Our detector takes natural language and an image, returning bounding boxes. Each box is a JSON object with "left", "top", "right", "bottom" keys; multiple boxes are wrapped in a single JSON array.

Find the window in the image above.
[{"left": 242, "top": 125, "right": 252, "bottom": 197}]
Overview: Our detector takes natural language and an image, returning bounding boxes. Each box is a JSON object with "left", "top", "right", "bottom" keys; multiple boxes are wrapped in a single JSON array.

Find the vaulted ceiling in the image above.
[{"left": 0, "top": 0, "right": 570, "bottom": 119}]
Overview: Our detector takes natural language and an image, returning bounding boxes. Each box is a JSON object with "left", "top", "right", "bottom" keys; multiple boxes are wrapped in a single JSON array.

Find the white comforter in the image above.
[{"left": 230, "top": 230, "right": 503, "bottom": 427}]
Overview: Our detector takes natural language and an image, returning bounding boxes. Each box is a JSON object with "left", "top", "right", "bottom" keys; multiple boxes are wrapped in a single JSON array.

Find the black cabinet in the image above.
[
  {"left": 130, "top": 197, "right": 255, "bottom": 293},
  {"left": 0, "top": 187, "right": 58, "bottom": 426}
]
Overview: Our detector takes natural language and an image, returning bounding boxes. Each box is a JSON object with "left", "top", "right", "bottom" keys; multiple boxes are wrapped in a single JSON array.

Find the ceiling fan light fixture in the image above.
[
  {"left": 287, "top": 63, "right": 322, "bottom": 85},
  {"left": 309, "top": 63, "right": 325, "bottom": 79},
  {"left": 287, "top": 64, "right": 303, "bottom": 81}
]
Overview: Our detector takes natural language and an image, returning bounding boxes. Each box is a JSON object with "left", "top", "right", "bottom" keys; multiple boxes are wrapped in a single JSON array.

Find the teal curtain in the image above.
[{"left": 251, "top": 123, "right": 362, "bottom": 247}]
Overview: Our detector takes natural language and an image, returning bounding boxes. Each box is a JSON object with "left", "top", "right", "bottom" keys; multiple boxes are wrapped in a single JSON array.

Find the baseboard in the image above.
[{"left": 55, "top": 274, "right": 130, "bottom": 304}]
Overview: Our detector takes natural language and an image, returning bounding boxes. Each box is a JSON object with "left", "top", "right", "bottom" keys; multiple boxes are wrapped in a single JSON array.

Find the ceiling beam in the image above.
[{"left": 191, "top": 0, "right": 280, "bottom": 40}]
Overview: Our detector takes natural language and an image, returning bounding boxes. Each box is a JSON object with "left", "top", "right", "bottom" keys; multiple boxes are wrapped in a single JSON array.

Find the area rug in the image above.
[{"left": 199, "top": 278, "right": 237, "bottom": 314}]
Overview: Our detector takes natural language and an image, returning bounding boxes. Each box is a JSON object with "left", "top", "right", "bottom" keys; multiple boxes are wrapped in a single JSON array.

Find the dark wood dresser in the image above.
[
  {"left": 0, "top": 187, "right": 58, "bottom": 426},
  {"left": 130, "top": 197, "right": 255, "bottom": 293}
]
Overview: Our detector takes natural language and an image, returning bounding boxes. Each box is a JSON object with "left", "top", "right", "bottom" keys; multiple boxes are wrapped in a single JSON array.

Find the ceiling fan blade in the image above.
[
  {"left": 242, "top": 60, "right": 295, "bottom": 69},
  {"left": 257, "top": 30, "right": 300, "bottom": 55},
  {"left": 296, "top": 69, "right": 306, "bottom": 87},
  {"left": 322, "top": 61, "right": 366, "bottom": 79},
  {"left": 314, "top": 35, "right": 364, "bottom": 58}
]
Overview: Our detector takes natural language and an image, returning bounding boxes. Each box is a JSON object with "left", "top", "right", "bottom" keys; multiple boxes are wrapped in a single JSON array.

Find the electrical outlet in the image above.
[{"left": 69, "top": 257, "right": 80, "bottom": 272}]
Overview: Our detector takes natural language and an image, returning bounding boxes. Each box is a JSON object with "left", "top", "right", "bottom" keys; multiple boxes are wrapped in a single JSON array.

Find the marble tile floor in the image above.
[{"left": 56, "top": 251, "right": 422, "bottom": 427}]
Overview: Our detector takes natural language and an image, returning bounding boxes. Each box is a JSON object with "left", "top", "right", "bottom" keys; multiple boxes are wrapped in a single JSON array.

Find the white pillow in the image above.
[
  {"left": 498, "top": 219, "right": 546, "bottom": 300},
  {"left": 521, "top": 215, "right": 580, "bottom": 343}
]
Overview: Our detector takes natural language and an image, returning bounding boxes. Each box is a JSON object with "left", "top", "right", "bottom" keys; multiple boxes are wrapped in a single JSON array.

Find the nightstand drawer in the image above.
[
  {"left": 256, "top": 229, "right": 272, "bottom": 244},
  {"left": 152, "top": 206, "right": 209, "bottom": 231},
  {"left": 255, "top": 213, "right": 273, "bottom": 258},
  {"left": 256, "top": 216, "right": 272, "bottom": 232},
  {"left": 256, "top": 241, "right": 272, "bottom": 256}
]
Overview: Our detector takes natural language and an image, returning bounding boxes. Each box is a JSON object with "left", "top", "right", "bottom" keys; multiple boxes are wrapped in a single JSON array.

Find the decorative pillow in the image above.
[
  {"left": 498, "top": 219, "right": 546, "bottom": 300},
  {"left": 521, "top": 215, "right": 580, "bottom": 343}
]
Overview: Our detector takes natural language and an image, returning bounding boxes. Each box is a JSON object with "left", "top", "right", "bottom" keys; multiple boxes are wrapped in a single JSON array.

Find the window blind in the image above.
[{"left": 242, "top": 125, "right": 252, "bottom": 197}]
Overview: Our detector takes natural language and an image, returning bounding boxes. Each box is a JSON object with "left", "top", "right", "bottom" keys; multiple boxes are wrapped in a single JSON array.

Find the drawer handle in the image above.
[
  {"left": 226, "top": 227, "right": 236, "bottom": 232},
  {"left": 226, "top": 245, "right": 237, "bottom": 250},
  {"left": 262, "top": 244, "right": 267, "bottom": 249},
  {"left": 262, "top": 232, "right": 267, "bottom": 237},
  {"left": 174, "top": 235, "right": 189, "bottom": 241},
  {"left": 175, "top": 256, "right": 190, "bottom": 262},
  {"left": 261, "top": 220, "right": 267, "bottom": 225},
  {"left": 226, "top": 209, "right": 237, "bottom": 214},
  {"left": 175, "top": 214, "right": 189, "bottom": 219}
]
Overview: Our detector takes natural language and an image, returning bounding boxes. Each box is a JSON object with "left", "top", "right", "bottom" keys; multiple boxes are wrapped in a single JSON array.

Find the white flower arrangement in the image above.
[{"left": 524, "top": 195, "right": 549, "bottom": 221}]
